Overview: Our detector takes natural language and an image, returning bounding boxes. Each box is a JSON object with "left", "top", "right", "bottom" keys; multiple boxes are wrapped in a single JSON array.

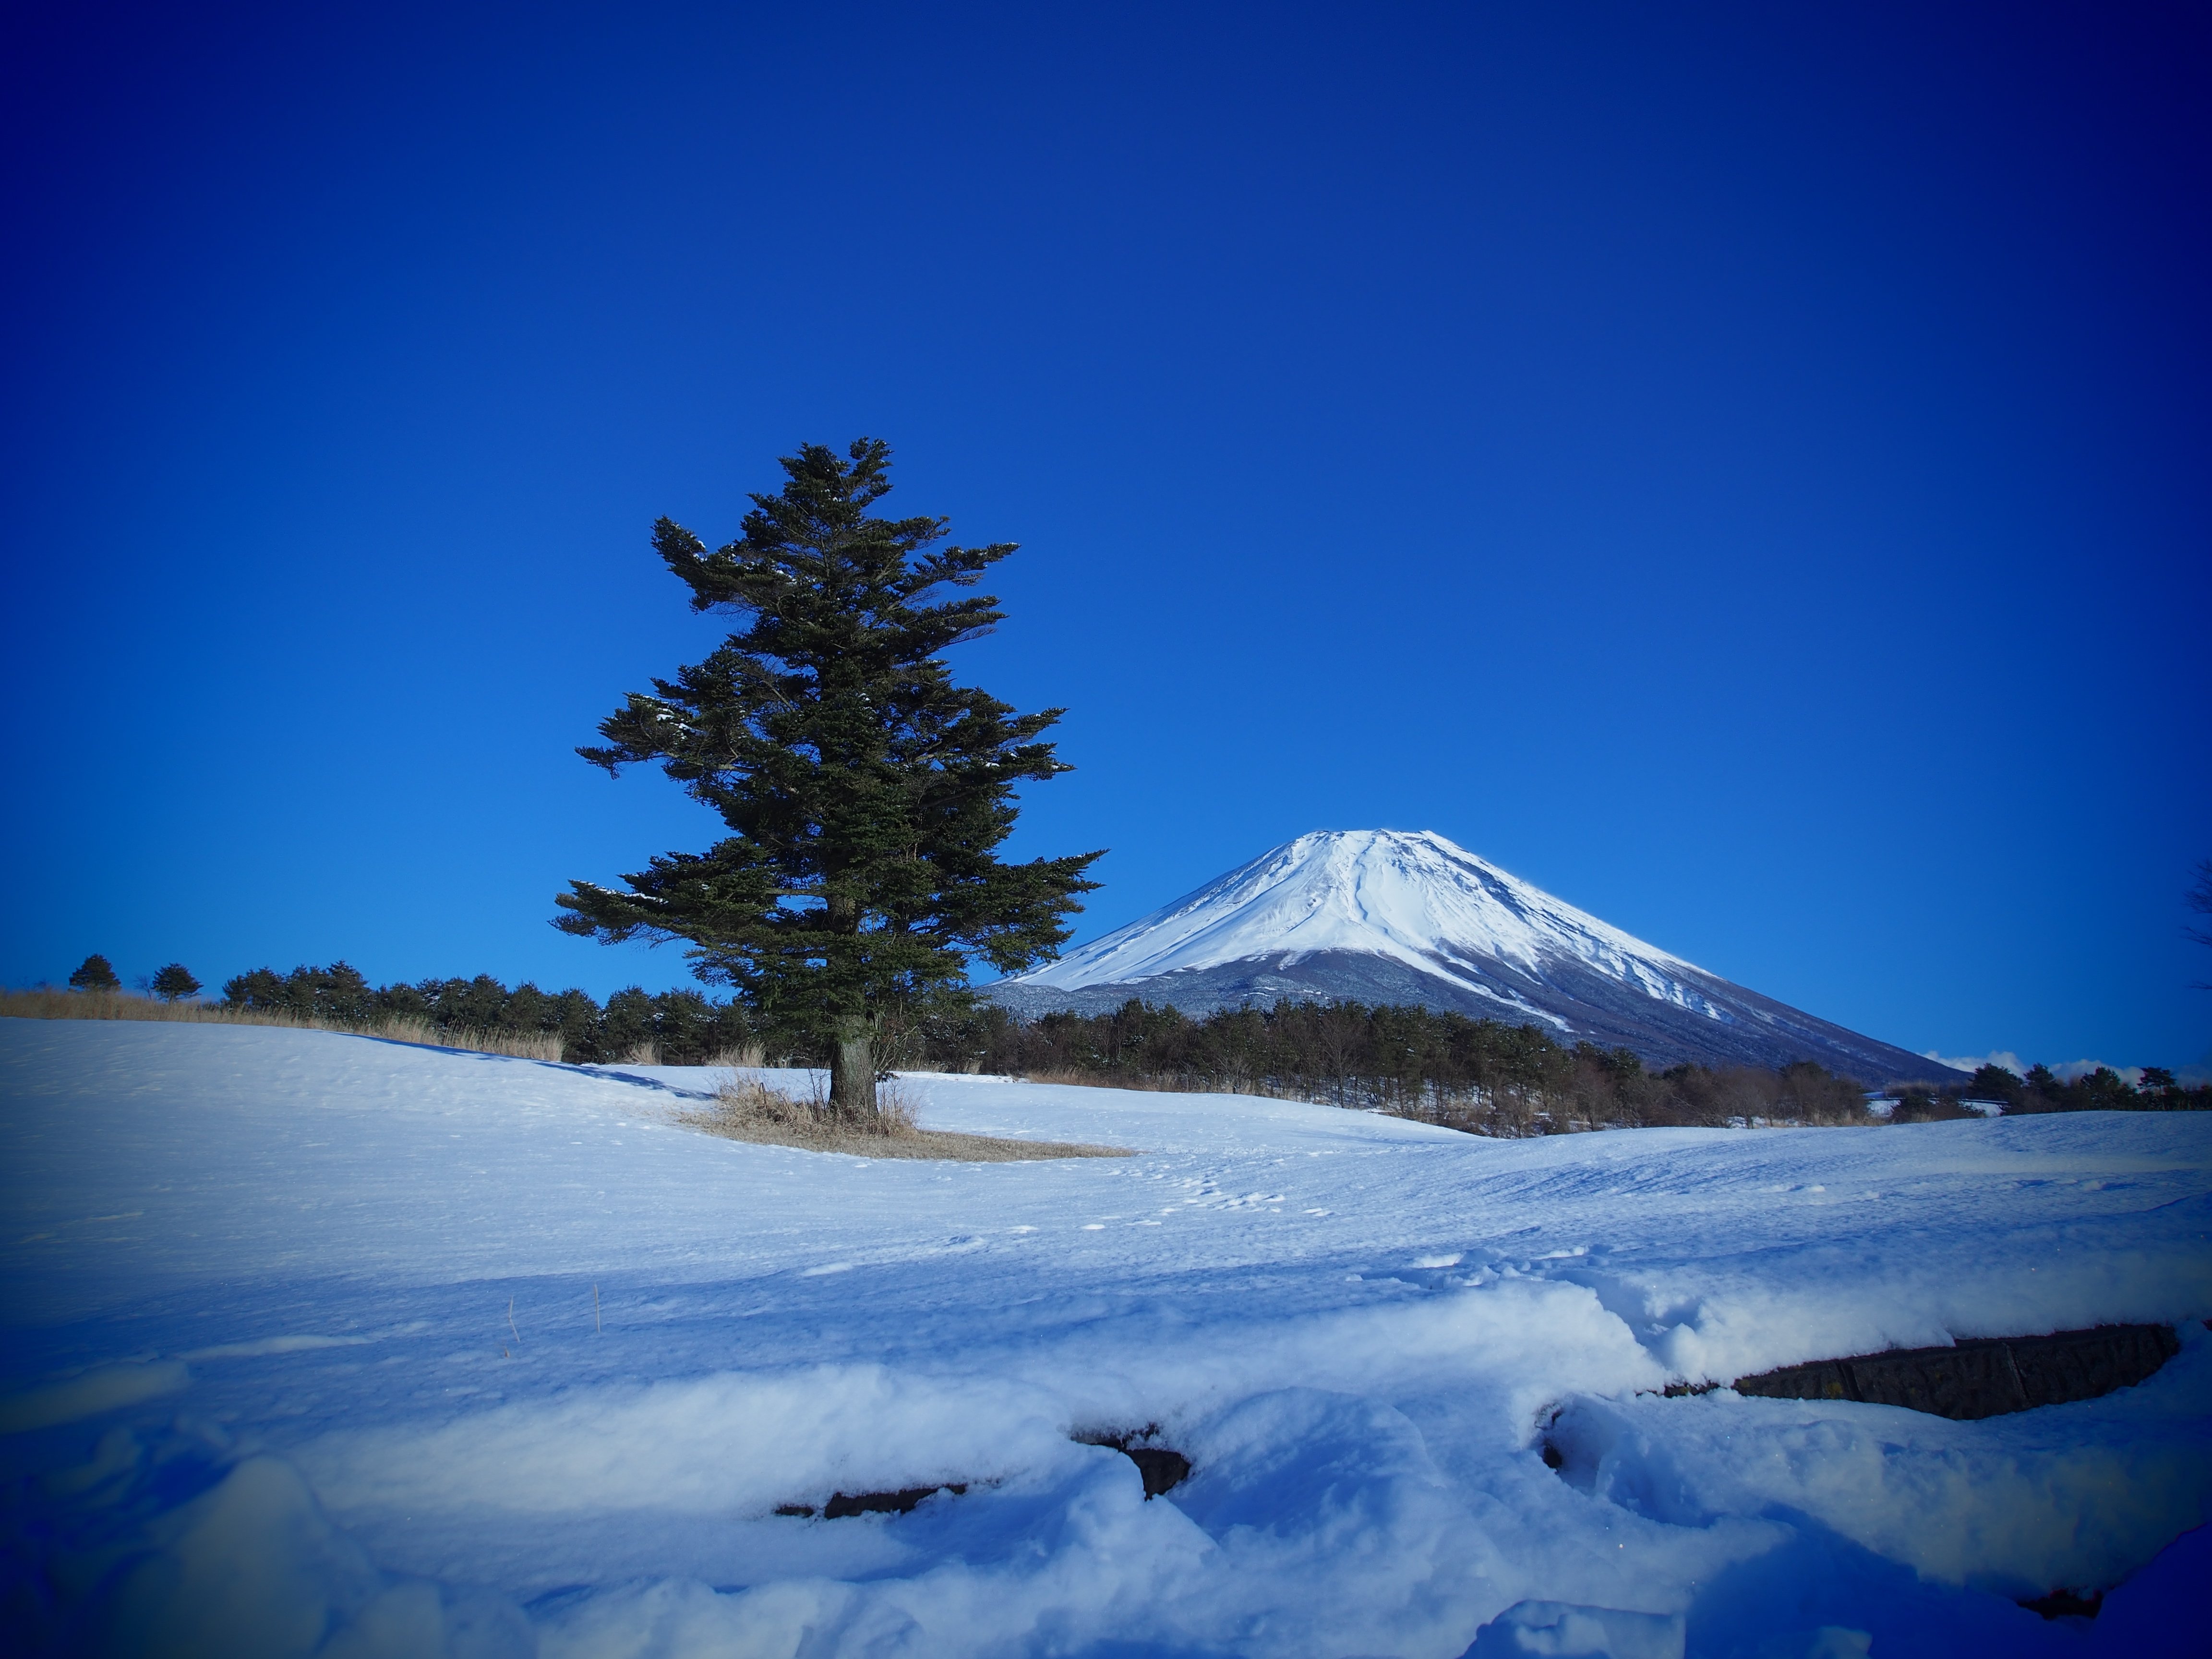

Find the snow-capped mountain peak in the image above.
[
  {"left": 1011, "top": 829, "right": 1713, "bottom": 1019},
  {"left": 994, "top": 829, "right": 1954, "bottom": 1082}
]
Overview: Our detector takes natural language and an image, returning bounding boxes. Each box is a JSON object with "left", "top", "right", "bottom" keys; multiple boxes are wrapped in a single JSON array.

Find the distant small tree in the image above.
[
  {"left": 556, "top": 439, "right": 1101, "bottom": 1116},
  {"left": 69, "top": 954, "right": 120, "bottom": 991},
  {"left": 149, "top": 963, "right": 202, "bottom": 1002}
]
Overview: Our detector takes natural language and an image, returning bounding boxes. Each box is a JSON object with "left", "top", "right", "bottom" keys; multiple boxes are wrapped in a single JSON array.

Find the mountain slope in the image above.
[{"left": 987, "top": 830, "right": 1956, "bottom": 1082}]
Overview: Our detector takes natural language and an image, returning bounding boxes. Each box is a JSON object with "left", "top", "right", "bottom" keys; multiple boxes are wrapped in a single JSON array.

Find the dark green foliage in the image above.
[
  {"left": 554, "top": 440, "right": 1100, "bottom": 1114},
  {"left": 68, "top": 954, "right": 120, "bottom": 991},
  {"left": 597, "top": 987, "right": 659, "bottom": 1061},
  {"left": 1971, "top": 1059, "right": 2212, "bottom": 1115},
  {"left": 1965, "top": 1063, "right": 2025, "bottom": 1107},
  {"left": 226, "top": 961, "right": 377, "bottom": 1023},
  {"left": 218, "top": 964, "right": 756, "bottom": 1064},
  {"left": 2069, "top": 1067, "right": 2139, "bottom": 1111},
  {"left": 149, "top": 963, "right": 201, "bottom": 1001}
]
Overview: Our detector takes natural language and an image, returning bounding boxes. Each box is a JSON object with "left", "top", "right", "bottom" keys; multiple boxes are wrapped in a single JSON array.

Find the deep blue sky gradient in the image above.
[{"left": 4, "top": 1, "right": 2208, "bottom": 1070}]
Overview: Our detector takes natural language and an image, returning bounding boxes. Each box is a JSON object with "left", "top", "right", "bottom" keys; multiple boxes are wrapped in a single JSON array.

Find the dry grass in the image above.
[
  {"left": 358, "top": 1014, "right": 564, "bottom": 1063},
  {"left": 4, "top": 986, "right": 257, "bottom": 1024},
  {"left": 1018, "top": 1067, "right": 1244, "bottom": 1095},
  {"left": 602, "top": 1043, "right": 767, "bottom": 1070},
  {"left": 680, "top": 1073, "right": 1131, "bottom": 1162},
  {"left": 0, "top": 987, "right": 564, "bottom": 1062}
]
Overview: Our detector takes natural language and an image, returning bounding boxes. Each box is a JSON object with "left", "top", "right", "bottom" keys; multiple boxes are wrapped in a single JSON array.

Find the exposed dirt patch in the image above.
[
  {"left": 1074, "top": 1425, "right": 1192, "bottom": 1497},
  {"left": 1553, "top": 1323, "right": 2192, "bottom": 1494},
  {"left": 679, "top": 1075, "right": 1132, "bottom": 1162},
  {"left": 1728, "top": 1322, "right": 2181, "bottom": 1420},
  {"left": 2019, "top": 1587, "right": 2103, "bottom": 1621},
  {"left": 774, "top": 1482, "right": 969, "bottom": 1519}
]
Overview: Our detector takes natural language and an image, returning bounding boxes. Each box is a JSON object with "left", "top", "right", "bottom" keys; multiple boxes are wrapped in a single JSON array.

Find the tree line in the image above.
[
  {"left": 1948, "top": 1060, "right": 2210, "bottom": 1116},
  {"left": 905, "top": 998, "right": 1875, "bottom": 1131},
  {"left": 61, "top": 950, "right": 2212, "bottom": 1128},
  {"left": 218, "top": 962, "right": 757, "bottom": 1066},
  {"left": 898, "top": 998, "right": 2212, "bottom": 1132}
]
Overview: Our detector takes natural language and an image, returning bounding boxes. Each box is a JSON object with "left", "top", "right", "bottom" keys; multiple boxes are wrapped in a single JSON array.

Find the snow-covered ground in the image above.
[{"left": 2, "top": 1020, "right": 2208, "bottom": 1658}]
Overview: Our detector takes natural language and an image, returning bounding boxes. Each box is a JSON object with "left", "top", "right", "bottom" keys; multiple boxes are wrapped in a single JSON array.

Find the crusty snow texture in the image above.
[{"left": 1, "top": 1021, "right": 2207, "bottom": 1659}]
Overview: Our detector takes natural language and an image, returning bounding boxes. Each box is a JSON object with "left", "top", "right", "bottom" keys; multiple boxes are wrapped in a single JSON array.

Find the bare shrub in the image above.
[
  {"left": 694, "top": 1073, "right": 920, "bottom": 1144},
  {"left": 1888, "top": 1087, "right": 1980, "bottom": 1123},
  {"left": 619, "top": 1041, "right": 663, "bottom": 1067},
  {"left": 704, "top": 1074, "right": 843, "bottom": 1142},
  {"left": 683, "top": 1073, "right": 1128, "bottom": 1162},
  {"left": 1775, "top": 1060, "right": 1876, "bottom": 1125}
]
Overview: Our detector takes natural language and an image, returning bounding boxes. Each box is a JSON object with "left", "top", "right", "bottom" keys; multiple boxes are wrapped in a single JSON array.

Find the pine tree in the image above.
[
  {"left": 69, "top": 954, "right": 120, "bottom": 991},
  {"left": 555, "top": 439, "right": 1101, "bottom": 1115},
  {"left": 150, "top": 963, "right": 202, "bottom": 1001}
]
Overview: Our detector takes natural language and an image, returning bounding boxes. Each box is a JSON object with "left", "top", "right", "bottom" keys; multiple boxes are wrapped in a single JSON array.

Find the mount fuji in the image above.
[{"left": 986, "top": 830, "right": 1957, "bottom": 1083}]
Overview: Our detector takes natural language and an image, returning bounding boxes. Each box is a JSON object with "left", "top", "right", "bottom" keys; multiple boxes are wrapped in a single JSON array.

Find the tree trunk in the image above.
[
  {"left": 822, "top": 890, "right": 876, "bottom": 1118},
  {"left": 830, "top": 1019, "right": 876, "bottom": 1118}
]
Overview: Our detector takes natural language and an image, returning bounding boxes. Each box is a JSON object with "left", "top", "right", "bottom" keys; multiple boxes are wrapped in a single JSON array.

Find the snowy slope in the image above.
[
  {"left": 993, "top": 830, "right": 1954, "bottom": 1082},
  {"left": 4, "top": 1020, "right": 2209, "bottom": 1659}
]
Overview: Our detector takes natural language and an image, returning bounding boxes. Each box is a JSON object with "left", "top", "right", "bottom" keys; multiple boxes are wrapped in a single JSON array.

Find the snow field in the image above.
[{"left": 1, "top": 1019, "right": 2208, "bottom": 1658}]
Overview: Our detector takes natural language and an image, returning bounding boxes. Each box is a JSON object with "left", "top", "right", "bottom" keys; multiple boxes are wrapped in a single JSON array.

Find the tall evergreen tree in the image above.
[{"left": 555, "top": 439, "right": 1101, "bottom": 1115}]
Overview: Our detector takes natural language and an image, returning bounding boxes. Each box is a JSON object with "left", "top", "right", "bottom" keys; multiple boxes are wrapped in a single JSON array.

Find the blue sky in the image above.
[{"left": 3, "top": 1, "right": 2207, "bottom": 1070}]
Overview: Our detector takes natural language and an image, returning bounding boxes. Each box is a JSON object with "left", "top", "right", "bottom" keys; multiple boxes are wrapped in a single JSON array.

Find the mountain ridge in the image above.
[{"left": 986, "top": 830, "right": 1959, "bottom": 1083}]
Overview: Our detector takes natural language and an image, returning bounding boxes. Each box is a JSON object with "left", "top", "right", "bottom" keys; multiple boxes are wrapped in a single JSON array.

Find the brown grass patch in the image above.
[
  {"left": 0, "top": 987, "right": 564, "bottom": 1062},
  {"left": 1018, "top": 1067, "right": 1233, "bottom": 1095},
  {"left": 680, "top": 1074, "right": 1131, "bottom": 1162}
]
